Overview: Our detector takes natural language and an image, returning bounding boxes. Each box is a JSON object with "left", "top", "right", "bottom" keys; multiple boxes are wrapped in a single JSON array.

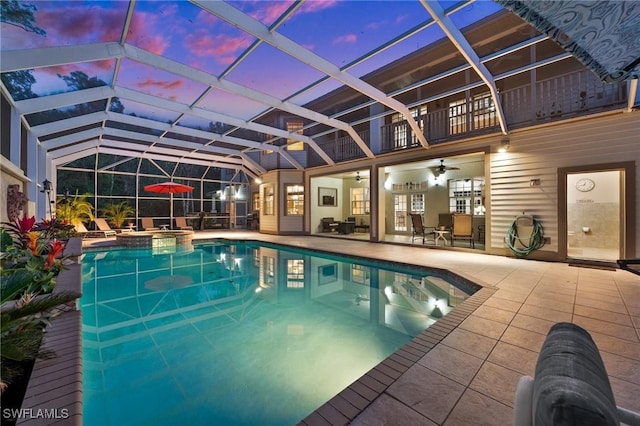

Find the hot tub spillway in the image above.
[{"left": 115, "top": 230, "right": 193, "bottom": 248}]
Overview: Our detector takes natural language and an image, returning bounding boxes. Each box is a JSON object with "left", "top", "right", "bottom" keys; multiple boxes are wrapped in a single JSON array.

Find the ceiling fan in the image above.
[{"left": 431, "top": 159, "right": 460, "bottom": 176}]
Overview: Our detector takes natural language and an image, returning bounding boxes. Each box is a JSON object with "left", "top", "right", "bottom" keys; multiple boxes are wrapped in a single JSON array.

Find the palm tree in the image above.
[
  {"left": 55, "top": 191, "right": 94, "bottom": 227},
  {"left": 101, "top": 201, "right": 135, "bottom": 228}
]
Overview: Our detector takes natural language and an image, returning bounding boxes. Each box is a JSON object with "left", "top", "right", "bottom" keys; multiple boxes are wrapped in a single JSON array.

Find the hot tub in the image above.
[{"left": 115, "top": 230, "right": 194, "bottom": 248}]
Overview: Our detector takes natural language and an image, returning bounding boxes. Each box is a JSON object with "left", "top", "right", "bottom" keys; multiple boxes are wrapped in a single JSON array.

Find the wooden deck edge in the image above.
[{"left": 16, "top": 262, "right": 83, "bottom": 426}]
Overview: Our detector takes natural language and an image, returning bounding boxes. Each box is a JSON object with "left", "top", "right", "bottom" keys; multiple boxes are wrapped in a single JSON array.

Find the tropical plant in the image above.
[
  {"left": 100, "top": 201, "right": 135, "bottom": 228},
  {"left": 0, "top": 214, "right": 80, "bottom": 392},
  {"left": 55, "top": 191, "right": 94, "bottom": 227}
]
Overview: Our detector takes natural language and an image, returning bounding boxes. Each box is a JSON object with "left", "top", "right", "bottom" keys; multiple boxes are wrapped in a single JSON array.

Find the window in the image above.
[
  {"left": 449, "top": 98, "right": 467, "bottom": 135},
  {"left": 261, "top": 256, "right": 275, "bottom": 287},
  {"left": 394, "top": 194, "right": 407, "bottom": 231},
  {"left": 411, "top": 193, "right": 424, "bottom": 214},
  {"left": 286, "top": 121, "right": 304, "bottom": 151},
  {"left": 263, "top": 184, "right": 274, "bottom": 215},
  {"left": 471, "top": 93, "right": 496, "bottom": 130},
  {"left": 391, "top": 105, "right": 427, "bottom": 149},
  {"left": 351, "top": 264, "right": 370, "bottom": 285},
  {"left": 448, "top": 177, "right": 485, "bottom": 214},
  {"left": 287, "top": 259, "right": 304, "bottom": 288},
  {"left": 252, "top": 192, "right": 260, "bottom": 212},
  {"left": 350, "top": 187, "right": 370, "bottom": 215},
  {"left": 449, "top": 93, "right": 496, "bottom": 135},
  {"left": 286, "top": 184, "right": 304, "bottom": 215}
]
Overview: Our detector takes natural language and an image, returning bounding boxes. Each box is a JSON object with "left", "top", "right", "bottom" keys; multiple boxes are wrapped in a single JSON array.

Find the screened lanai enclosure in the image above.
[
  {"left": 58, "top": 154, "right": 251, "bottom": 228},
  {"left": 2, "top": 0, "right": 639, "bottom": 227}
]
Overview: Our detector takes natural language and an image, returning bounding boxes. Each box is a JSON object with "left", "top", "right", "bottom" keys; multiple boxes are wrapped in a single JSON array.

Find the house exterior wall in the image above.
[
  {"left": 258, "top": 171, "right": 278, "bottom": 234},
  {"left": 299, "top": 109, "right": 639, "bottom": 260},
  {"left": 1, "top": 154, "right": 33, "bottom": 223},
  {"left": 278, "top": 170, "right": 305, "bottom": 235},
  {"left": 259, "top": 169, "right": 304, "bottom": 235},
  {"left": 488, "top": 111, "right": 640, "bottom": 258}
]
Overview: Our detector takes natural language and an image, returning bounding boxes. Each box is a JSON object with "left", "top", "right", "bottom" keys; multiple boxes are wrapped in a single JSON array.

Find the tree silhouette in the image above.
[
  {"left": 0, "top": 0, "right": 46, "bottom": 35},
  {"left": 57, "top": 71, "right": 124, "bottom": 114},
  {"left": 0, "top": 70, "right": 37, "bottom": 101}
]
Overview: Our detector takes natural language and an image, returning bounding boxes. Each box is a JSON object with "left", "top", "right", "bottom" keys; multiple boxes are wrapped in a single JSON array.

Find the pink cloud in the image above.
[
  {"left": 195, "top": 9, "right": 220, "bottom": 27},
  {"left": 127, "top": 12, "right": 171, "bottom": 55},
  {"left": 157, "top": 3, "right": 179, "bottom": 18},
  {"left": 38, "top": 60, "right": 115, "bottom": 81},
  {"left": 184, "top": 31, "right": 252, "bottom": 59},
  {"left": 247, "top": 2, "right": 292, "bottom": 25},
  {"left": 333, "top": 34, "right": 357, "bottom": 45},
  {"left": 35, "top": 6, "right": 126, "bottom": 45},
  {"left": 299, "top": 0, "right": 338, "bottom": 14},
  {"left": 137, "top": 78, "right": 184, "bottom": 91}
]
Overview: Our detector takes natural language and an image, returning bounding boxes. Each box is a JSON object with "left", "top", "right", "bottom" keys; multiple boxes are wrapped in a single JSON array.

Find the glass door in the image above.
[
  {"left": 394, "top": 194, "right": 407, "bottom": 232},
  {"left": 567, "top": 170, "right": 622, "bottom": 262}
]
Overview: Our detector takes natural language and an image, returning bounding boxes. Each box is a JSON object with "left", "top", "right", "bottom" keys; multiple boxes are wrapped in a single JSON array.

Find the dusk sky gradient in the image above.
[{"left": 2, "top": 0, "right": 503, "bottom": 128}]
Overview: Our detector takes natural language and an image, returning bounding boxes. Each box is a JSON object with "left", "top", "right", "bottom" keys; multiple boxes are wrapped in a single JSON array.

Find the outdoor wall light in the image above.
[
  {"left": 498, "top": 138, "right": 510, "bottom": 153},
  {"left": 40, "top": 179, "right": 52, "bottom": 218}
]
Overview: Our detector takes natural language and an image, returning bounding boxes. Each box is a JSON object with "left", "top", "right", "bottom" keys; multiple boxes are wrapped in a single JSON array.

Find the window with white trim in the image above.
[
  {"left": 286, "top": 184, "right": 304, "bottom": 215},
  {"left": 287, "top": 259, "right": 304, "bottom": 288},
  {"left": 350, "top": 187, "right": 370, "bottom": 215},
  {"left": 263, "top": 184, "right": 274, "bottom": 215},
  {"left": 448, "top": 177, "right": 484, "bottom": 215},
  {"left": 286, "top": 121, "right": 304, "bottom": 151}
]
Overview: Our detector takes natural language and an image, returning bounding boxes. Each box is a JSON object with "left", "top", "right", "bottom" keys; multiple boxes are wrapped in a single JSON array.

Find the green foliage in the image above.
[
  {"left": 101, "top": 201, "right": 135, "bottom": 228},
  {"left": 55, "top": 191, "right": 95, "bottom": 227},
  {"left": 0, "top": 214, "right": 80, "bottom": 391},
  {"left": 1, "top": 290, "right": 80, "bottom": 388}
]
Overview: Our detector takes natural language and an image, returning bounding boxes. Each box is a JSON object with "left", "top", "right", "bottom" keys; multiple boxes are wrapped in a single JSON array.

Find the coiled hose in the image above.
[{"left": 505, "top": 215, "right": 545, "bottom": 257}]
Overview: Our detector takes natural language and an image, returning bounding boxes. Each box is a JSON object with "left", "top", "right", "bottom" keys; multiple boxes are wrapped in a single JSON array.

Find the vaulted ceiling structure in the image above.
[{"left": 2, "top": 0, "right": 639, "bottom": 179}]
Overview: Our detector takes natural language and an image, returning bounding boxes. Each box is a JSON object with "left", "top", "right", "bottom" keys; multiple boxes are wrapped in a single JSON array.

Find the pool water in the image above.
[{"left": 81, "top": 241, "right": 473, "bottom": 425}]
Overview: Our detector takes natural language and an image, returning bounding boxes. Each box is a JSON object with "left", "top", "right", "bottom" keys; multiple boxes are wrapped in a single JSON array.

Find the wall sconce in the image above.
[
  {"left": 40, "top": 179, "right": 52, "bottom": 218},
  {"left": 529, "top": 179, "right": 541, "bottom": 187},
  {"left": 498, "top": 138, "right": 510, "bottom": 153}
]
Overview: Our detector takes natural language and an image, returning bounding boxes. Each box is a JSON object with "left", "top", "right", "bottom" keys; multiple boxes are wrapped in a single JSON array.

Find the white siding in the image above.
[{"left": 489, "top": 112, "right": 640, "bottom": 256}]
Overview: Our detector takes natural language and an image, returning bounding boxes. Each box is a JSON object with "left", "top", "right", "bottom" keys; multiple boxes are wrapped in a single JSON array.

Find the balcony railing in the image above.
[
  {"left": 379, "top": 69, "right": 627, "bottom": 153},
  {"left": 308, "top": 130, "right": 370, "bottom": 167},
  {"left": 274, "top": 69, "right": 629, "bottom": 169}
]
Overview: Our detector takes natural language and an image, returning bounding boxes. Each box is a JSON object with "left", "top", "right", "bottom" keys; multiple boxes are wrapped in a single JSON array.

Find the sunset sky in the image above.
[{"left": 2, "top": 0, "right": 502, "bottom": 126}]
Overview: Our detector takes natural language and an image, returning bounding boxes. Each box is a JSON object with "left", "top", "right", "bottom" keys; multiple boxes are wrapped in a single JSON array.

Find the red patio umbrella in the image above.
[{"left": 144, "top": 182, "right": 193, "bottom": 229}]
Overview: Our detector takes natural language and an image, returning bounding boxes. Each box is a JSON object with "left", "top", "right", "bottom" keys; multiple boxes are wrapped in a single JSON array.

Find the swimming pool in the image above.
[{"left": 81, "top": 241, "right": 475, "bottom": 425}]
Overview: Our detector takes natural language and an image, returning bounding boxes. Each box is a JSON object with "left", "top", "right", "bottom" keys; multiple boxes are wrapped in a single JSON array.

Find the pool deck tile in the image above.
[{"left": 47, "top": 231, "right": 640, "bottom": 426}]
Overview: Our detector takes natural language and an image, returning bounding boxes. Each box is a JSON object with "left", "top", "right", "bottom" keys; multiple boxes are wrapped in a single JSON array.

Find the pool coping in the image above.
[
  {"left": 16, "top": 237, "right": 493, "bottom": 426},
  {"left": 298, "top": 285, "right": 497, "bottom": 425}
]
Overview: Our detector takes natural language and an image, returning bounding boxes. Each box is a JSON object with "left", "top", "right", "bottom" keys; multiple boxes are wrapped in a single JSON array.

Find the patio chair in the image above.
[
  {"left": 513, "top": 322, "right": 639, "bottom": 426},
  {"left": 451, "top": 213, "right": 474, "bottom": 248},
  {"left": 321, "top": 217, "right": 339, "bottom": 233},
  {"left": 175, "top": 217, "right": 193, "bottom": 230},
  {"left": 617, "top": 258, "right": 640, "bottom": 275},
  {"left": 93, "top": 218, "right": 117, "bottom": 238},
  {"left": 409, "top": 213, "right": 434, "bottom": 244},
  {"left": 141, "top": 218, "right": 159, "bottom": 231},
  {"left": 74, "top": 222, "right": 92, "bottom": 239}
]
